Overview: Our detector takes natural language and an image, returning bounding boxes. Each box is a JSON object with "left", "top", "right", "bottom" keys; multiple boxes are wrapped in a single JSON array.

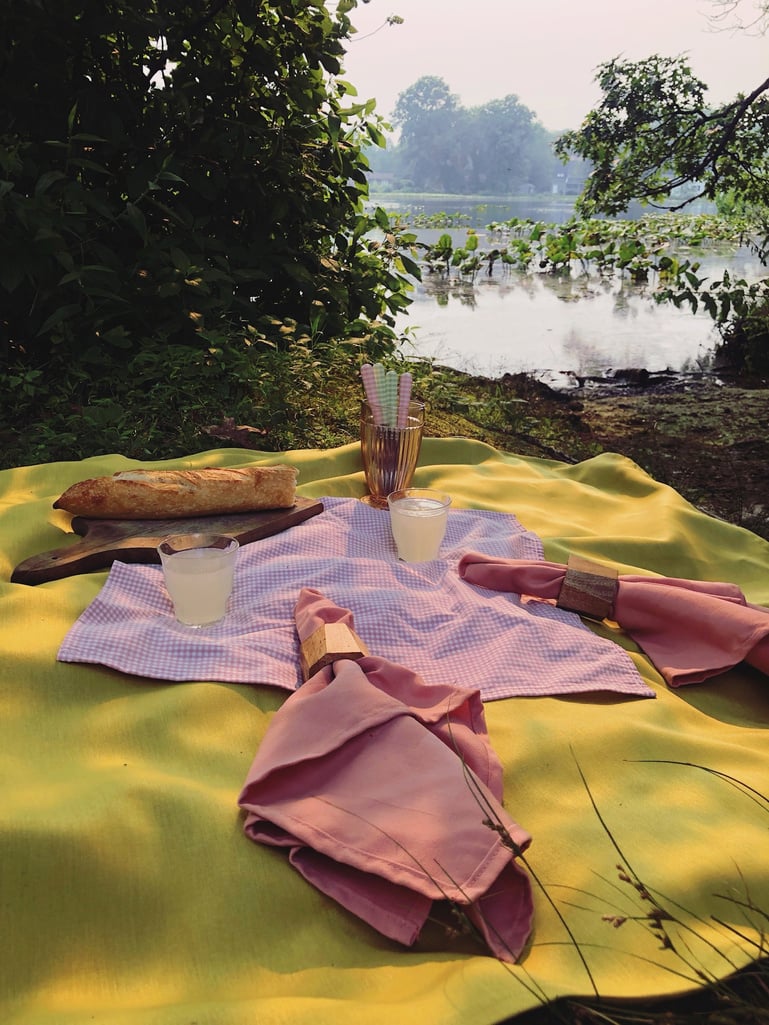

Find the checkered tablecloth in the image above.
[{"left": 57, "top": 497, "right": 653, "bottom": 700}]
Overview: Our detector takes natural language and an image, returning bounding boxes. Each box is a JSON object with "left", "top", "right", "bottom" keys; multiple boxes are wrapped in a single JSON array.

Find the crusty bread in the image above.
[{"left": 53, "top": 465, "right": 298, "bottom": 519}]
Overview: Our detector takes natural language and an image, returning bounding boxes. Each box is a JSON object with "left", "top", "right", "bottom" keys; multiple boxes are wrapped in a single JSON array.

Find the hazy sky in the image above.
[{"left": 340, "top": 0, "right": 769, "bottom": 132}]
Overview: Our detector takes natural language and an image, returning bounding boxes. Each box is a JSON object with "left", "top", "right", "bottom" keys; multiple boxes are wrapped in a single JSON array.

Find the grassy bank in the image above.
[{"left": 0, "top": 345, "right": 595, "bottom": 472}]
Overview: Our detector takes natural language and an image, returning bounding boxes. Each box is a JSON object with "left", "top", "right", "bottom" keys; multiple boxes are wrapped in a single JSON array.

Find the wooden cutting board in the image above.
[{"left": 11, "top": 497, "right": 324, "bottom": 586}]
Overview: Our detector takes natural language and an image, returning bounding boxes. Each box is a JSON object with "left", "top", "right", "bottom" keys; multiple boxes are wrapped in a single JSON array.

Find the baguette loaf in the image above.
[{"left": 53, "top": 465, "right": 298, "bottom": 519}]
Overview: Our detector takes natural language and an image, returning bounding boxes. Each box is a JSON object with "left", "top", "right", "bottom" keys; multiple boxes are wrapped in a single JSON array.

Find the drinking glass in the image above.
[
  {"left": 157, "top": 533, "right": 239, "bottom": 627},
  {"left": 360, "top": 399, "right": 425, "bottom": 508},
  {"left": 387, "top": 488, "right": 451, "bottom": 562}
]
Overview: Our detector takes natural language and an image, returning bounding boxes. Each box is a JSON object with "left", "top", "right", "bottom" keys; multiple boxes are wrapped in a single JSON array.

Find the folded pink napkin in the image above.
[
  {"left": 238, "top": 587, "right": 534, "bottom": 962},
  {"left": 458, "top": 553, "right": 769, "bottom": 687}
]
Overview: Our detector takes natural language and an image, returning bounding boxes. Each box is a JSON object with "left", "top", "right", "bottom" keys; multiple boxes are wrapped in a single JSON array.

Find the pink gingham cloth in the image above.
[{"left": 57, "top": 497, "right": 653, "bottom": 700}]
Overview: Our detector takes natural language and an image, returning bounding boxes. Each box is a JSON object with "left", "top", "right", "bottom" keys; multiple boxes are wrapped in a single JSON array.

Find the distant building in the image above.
[{"left": 552, "top": 168, "right": 589, "bottom": 195}]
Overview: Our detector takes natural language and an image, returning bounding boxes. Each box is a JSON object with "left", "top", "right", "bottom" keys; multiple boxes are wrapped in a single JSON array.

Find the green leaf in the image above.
[
  {"left": 397, "top": 254, "right": 421, "bottom": 278},
  {"left": 68, "top": 157, "right": 111, "bottom": 175},
  {"left": 374, "top": 207, "right": 390, "bottom": 231},
  {"left": 37, "top": 303, "right": 81, "bottom": 335},
  {"left": 0, "top": 261, "right": 24, "bottom": 292},
  {"left": 326, "top": 114, "right": 341, "bottom": 143},
  {"left": 121, "top": 202, "right": 148, "bottom": 242},
  {"left": 170, "top": 248, "right": 190, "bottom": 272},
  {"left": 34, "top": 171, "right": 67, "bottom": 195},
  {"left": 365, "top": 124, "right": 385, "bottom": 148}
]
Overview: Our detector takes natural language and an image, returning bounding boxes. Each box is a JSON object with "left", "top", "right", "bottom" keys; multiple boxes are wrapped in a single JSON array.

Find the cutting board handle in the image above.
[
  {"left": 11, "top": 499, "right": 324, "bottom": 585},
  {"left": 11, "top": 523, "right": 160, "bottom": 585}
]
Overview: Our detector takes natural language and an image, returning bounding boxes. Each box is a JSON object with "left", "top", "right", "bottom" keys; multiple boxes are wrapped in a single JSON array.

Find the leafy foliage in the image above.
[
  {"left": 409, "top": 211, "right": 753, "bottom": 289},
  {"left": 0, "top": 323, "right": 381, "bottom": 468},
  {"left": 0, "top": 0, "right": 414, "bottom": 383},
  {"left": 553, "top": 50, "right": 769, "bottom": 371},
  {"left": 555, "top": 55, "right": 769, "bottom": 219},
  {"left": 710, "top": 281, "right": 769, "bottom": 373}
]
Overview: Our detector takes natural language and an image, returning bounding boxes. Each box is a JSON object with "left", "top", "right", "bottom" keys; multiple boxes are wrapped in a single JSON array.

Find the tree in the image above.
[
  {"left": 710, "top": 0, "right": 769, "bottom": 32},
  {"left": 554, "top": 14, "right": 769, "bottom": 375},
  {"left": 389, "top": 77, "right": 557, "bottom": 194},
  {"left": 391, "top": 76, "right": 460, "bottom": 190},
  {"left": 0, "top": 0, "right": 409, "bottom": 376},
  {"left": 554, "top": 55, "right": 769, "bottom": 220},
  {"left": 464, "top": 96, "right": 549, "bottom": 194},
  {"left": 392, "top": 76, "right": 459, "bottom": 142}
]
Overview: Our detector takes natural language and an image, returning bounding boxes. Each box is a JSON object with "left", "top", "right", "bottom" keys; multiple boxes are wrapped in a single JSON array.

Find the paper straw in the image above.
[
  {"left": 373, "top": 363, "right": 386, "bottom": 424},
  {"left": 361, "top": 364, "right": 415, "bottom": 428},
  {"left": 384, "top": 370, "right": 398, "bottom": 426},
  {"left": 360, "top": 363, "right": 383, "bottom": 424},
  {"left": 396, "top": 372, "right": 412, "bottom": 428}
]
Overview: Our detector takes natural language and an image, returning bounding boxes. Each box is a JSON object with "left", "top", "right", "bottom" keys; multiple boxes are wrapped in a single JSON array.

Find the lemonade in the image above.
[
  {"left": 387, "top": 490, "right": 451, "bottom": 562},
  {"left": 158, "top": 534, "right": 239, "bottom": 627}
]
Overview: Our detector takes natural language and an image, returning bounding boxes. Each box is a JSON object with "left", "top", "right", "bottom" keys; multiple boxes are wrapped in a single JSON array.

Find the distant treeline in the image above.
[{"left": 366, "top": 75, "right": 588, "bottom": 195}]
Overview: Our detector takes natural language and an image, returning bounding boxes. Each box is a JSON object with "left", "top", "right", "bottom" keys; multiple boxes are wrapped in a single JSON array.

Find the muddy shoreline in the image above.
[
  {"left": 556, "top": 371, "right": 769, "bottom": 539},
  {"left": 430, "top": 364, "right": 769, "bottom": 540}
]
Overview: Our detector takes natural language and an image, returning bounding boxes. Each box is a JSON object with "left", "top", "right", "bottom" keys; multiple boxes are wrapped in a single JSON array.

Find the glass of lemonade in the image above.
[
  {"left": 157, "top": 533, "right": 239, "bottom": 627},
  {"left": 387, "top": 488, "right": 451, "bottom": 562}
]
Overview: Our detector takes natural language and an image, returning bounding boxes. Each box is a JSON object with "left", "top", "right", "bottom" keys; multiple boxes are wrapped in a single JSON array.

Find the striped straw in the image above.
[
  {"left": 372, "top": 364, "right": 386, "bottom": 424},
  {"left": 360, "top": 363, "right": 383, "bottom": 424},
  {"left": 384, "top": 370, "right": 398, "bottom": 426},
  {"left": 360, "top": 364, "right": 416, "bottom": 428},
  {"left": 396, "top": 371, "right": 412, "bottom": 428}
]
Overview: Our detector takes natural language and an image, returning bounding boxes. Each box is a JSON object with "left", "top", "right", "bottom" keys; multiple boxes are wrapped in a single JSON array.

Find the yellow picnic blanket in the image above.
[{"left": 1, "top": 438, "right": 768, "bottom": 1025}]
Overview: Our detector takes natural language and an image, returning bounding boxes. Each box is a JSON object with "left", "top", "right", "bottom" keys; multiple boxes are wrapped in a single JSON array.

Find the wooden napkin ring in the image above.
[
  {"left": 299, "top": 622, "right": 370, "bottom": 682},
  {"left": 556, "top": 554, "right": 618, "bottom": 621}
]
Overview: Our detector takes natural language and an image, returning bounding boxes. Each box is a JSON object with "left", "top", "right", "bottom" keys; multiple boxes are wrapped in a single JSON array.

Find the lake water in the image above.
[{"left": 371, "top": 194, "right": 767, "bottom": 379}]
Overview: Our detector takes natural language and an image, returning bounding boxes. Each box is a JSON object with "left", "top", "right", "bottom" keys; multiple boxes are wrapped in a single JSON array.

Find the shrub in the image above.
[{"left": 0, "top": 1, "right": 415, "bottom": 388}]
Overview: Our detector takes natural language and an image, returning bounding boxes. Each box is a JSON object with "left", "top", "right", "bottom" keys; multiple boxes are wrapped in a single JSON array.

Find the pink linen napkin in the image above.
[
  {"left": 238, "top": 588, "right": 534, "bottom": 963},
  {"left": 458, "top": 553, "right": 769, "bottom": 686}
]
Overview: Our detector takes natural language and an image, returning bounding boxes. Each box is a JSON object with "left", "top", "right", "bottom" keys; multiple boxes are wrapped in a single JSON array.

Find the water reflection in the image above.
[
  {"left": 374, "top": 194, "right": 667, "bottom": 227},
  {"left": 396, "top": 244, "right": 765, "bottom": 378},
  {"left": 374, "top": 194, "right": 765, "bottom": 376}
]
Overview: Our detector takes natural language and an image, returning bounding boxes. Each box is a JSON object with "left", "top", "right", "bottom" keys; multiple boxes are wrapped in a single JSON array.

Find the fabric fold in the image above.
[
  {"left": 238, "top": 587, "right": 534, "bottom": 962},
  {"left": 458, "top": 553, "right": 769, "bottom": 686}
]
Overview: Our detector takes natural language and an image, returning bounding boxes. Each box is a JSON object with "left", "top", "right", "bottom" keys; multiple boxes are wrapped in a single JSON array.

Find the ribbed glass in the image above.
[{"left": 360, "top": 400, "right": 425, "bottom": 507}]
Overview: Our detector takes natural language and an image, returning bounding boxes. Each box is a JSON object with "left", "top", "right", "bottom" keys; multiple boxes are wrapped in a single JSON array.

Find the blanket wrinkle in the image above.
[
  {"left": 238, "top": 587, "right": 534, "bottom": 962},
  {"left": 458, "top": 553, "right": 769, "bottom": 686}
]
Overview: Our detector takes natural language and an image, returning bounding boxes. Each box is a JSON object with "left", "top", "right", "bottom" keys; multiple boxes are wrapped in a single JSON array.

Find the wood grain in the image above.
[{"left": 11, "top": 497, "right": 324, "bottom": 585}]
